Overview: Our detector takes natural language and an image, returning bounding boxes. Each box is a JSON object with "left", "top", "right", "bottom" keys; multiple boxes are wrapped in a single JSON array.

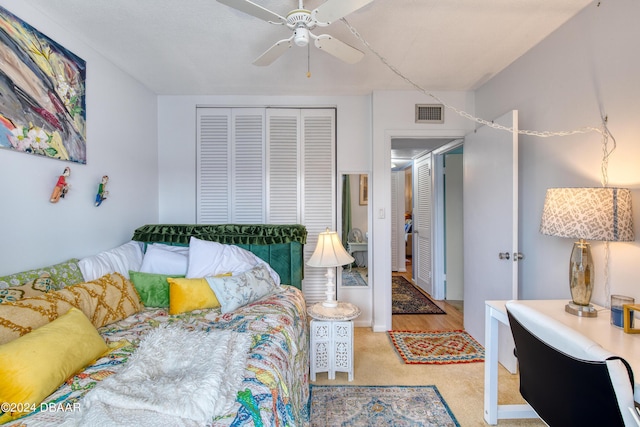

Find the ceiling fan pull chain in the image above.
[{"left": 307, "top": 43, "right": 311, "bottom": 78}]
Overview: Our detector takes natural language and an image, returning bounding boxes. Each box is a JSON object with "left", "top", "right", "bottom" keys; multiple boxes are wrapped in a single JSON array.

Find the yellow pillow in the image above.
[
  {"left": 168, "top": 277, "right": 221, "bottom": 315},
  {"left": 0, "top": 307, "right": 108, "bottom": 423}
]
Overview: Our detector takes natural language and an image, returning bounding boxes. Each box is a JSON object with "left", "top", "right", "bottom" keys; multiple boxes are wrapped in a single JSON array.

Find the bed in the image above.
[{"left": 1, "top": 224, "right": 309, "bottom": 427}]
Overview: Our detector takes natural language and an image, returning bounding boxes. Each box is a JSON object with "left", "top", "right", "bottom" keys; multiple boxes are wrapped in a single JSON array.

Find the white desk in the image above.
[{"left": 484, "top": 299, "right": 640, "bottom": 425}]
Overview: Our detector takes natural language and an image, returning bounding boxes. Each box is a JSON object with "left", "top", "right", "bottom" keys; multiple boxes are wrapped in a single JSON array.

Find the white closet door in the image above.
[
  {"left": 231, "top": 109, "right": 265, "bottom": 223},
  {"left": 197, "top": 107, "right": 336, "bottom": 303},
  {"left": 197, "top": 108, "right": 231, "bottom": 223},
  {"left": 266, "top": 109, "right": 300, "bottom": 224},
  {"left": 301, "top": 109, "right": 336, "bottom": 304},
  {"left": 197, "top": 108, "right": 265, "bottom": 223}
]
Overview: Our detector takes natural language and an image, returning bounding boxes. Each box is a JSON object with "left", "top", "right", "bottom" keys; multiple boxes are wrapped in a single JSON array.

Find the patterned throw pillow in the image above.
[
  {"left": 0, "top": 274, "right": 55, "bottom": 304},
  {"left": 205, "top": 264, "right": 278, "bottom": 313},
  {"left": 0, "top": 259, "right": 83, "bottom": 290},
  {"left": 0, "top": 272, "right": 143, "bottom": 345}
]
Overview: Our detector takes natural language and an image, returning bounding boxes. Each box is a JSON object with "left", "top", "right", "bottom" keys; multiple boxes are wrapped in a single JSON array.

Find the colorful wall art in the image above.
[{"left": 0, "top": 5, "right": 86, "bottom": 164}]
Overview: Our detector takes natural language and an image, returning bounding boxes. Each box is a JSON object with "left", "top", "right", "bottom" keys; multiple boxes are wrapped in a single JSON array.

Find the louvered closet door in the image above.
[
  {"left": 301, "top": 109, "right": 336, "bottom": 303},
  {"left": 267, "top": 108, "right": 337, "bottom": 303},
  {"left": 231, "top": 109, "right": 265, "bottom": 223},
  {"left": 198, "top": 107, "right": 336, "bottom": 302},
  {"left": 197, "top": 108, "right": 265, "bottom": 223},
  {"left": 266, "top": 110, "right": 300, "bottom": 224},
  {"left": 197, "top": 108, "right": 231, "bottom": 223}
]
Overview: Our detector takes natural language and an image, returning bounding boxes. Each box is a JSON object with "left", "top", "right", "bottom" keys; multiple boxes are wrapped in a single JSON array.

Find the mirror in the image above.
[{"left": 341, "top": 174, "right": 368, "bottom": 287}]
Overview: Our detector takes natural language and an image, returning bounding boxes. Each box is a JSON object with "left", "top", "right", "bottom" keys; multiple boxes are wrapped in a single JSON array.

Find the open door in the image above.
[
  {"left": 463, "top": 110, "right": 519, "bottom": 372},
  {"left": 413, "top": 154, "right": 433, "bottom": 295}
]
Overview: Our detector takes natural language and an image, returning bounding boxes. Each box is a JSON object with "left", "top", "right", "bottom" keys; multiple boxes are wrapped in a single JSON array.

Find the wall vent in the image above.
[{"left": 415, "top": 104, "right": 444, "bottom": 124}]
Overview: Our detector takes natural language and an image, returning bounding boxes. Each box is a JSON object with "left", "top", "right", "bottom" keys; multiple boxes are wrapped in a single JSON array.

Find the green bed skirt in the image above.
[{"left": 131, "top": 224, "right": 307, "bottom": 289}]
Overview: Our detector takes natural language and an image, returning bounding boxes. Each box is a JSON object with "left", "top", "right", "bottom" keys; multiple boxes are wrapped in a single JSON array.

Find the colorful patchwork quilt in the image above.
[{"left": 6, "top": 285, "right": 309, "bottom": 427}]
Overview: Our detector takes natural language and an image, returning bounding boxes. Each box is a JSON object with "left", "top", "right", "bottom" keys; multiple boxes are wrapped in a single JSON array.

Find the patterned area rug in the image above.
[
  {"left": 388, "top": 330, "right": 485, "bottom": 365},
  {"left": 392, "top": 276, "right": 445, "bottom": 314},
  {"left": 342, "top": 269, "right": 368, "bottom": 286},
  {"left": 310, "top": 385, "right": 460, "bottom": 427}
]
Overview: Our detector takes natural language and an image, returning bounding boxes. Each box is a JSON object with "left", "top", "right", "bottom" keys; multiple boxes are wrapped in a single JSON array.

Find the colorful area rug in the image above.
[
  {"left": 392, "top": 276, "right": 445, "bottom": 314},
  {"left": 342, "top": 269, "right": 368, "bottom": 287},
  {"left": 310, "top": 385, "right": 460, "bottom": 427},
  {"left": 388, "top": 330, "right": 485, "bottom": 365}
]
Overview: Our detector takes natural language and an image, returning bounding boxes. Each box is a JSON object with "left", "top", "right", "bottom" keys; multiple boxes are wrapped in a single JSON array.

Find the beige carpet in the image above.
[{"left": 311, "top": 327, "right": 545, "bottom": 426}]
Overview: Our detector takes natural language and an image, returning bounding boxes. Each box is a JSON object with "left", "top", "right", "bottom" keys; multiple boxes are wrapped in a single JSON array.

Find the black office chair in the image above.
[{"left": 506, "top": 301, "right": 637, "bottom": 427}]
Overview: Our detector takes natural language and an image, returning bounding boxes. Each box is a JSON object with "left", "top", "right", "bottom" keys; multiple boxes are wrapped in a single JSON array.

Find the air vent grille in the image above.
[{"left": 415, "top": 104, "right": 444, "bottom": 123}]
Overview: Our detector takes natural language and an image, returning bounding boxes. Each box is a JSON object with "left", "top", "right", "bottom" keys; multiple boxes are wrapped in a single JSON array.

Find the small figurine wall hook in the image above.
[
  {"left": 95, "top": 175, "right": 109, "bottom": 207},
  {"left": 50, "top": 167, "right": 70, "bottom": 203}
]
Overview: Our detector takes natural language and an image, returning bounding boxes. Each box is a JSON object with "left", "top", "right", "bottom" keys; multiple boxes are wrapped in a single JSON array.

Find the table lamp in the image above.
[
  {"left": 540, "top": 187, "right": 634, "bottom": 317},
  {"left": 307, "top": 228, "right": 355, "bottom": 307}
]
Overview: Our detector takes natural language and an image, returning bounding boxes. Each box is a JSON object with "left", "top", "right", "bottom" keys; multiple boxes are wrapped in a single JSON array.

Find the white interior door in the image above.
[
  {"left": 463, "top": 110, "right": 519, "bottom": 372},
  {"left": 391, "top": 170, "right": 406, "bottom": 272},
  {"left": 413, "top": 154, "right": 433, "bottom": 295}
]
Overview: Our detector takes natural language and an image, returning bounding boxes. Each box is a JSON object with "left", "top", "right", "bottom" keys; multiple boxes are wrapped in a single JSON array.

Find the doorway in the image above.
[{"left": 390, "top": 138, "right": 463, "bottom": 314}]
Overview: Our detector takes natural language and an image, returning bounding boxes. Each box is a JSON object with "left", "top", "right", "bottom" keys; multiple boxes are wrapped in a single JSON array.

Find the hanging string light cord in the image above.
[
  {"left": 342, "top": 17, "right": 612, "bottom": 140},
  {"left": 599, "top": 117, "right": 616, "bottom": 187},
  {"left": 600, "top": 117, "right": 617, "bottom": 307},
  {"left": 343, "top": 17, "right": 619, "bottom": 306}
]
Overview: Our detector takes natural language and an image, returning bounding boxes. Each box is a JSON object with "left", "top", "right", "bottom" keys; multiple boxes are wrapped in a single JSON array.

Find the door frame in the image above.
[
  {"left": 432, "top": 139, "right": 464, "bottom": 300},
  {"left": 384, "top": 130, "right": 467, "bottom": 329}
]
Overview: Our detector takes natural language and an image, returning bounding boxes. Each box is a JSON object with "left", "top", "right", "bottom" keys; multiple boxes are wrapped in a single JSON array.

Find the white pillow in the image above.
[
  {"left": 205, "top": 264, "right": 278, "bottom": 313},
  {"left": 186, "top": 237, "right": 280, "bottom": 285},
  {"left": 147, "top": 243, "right": 189, "bottom": 254},
  {"left": 139, "top": 244, "right": 189, "bottom": 275},
  {"left": 78, "top": 241, "right": 144, "bottom": 281}
]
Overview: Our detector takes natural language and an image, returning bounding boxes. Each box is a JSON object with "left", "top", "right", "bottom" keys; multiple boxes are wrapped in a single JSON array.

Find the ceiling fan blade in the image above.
[
  {"left": 253, "top": 38, "right": 292, "bottom": 66},
  {"left": 217, "top": 0, "right": 286, "bottom": 23},
  {"left": 314, "top": 34, "right": 364, "bottom": 64},
  {"left": 313, "top": 0, "right": 374, "bottom": 25}
]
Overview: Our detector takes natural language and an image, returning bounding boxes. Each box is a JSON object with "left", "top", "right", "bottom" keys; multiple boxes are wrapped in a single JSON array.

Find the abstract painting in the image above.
[{"left": 0, "top": 5, "right": 86, "bottom": 163}]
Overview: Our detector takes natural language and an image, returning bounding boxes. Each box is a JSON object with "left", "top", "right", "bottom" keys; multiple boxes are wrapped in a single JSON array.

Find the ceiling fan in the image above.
[{"left": 217, "top": 0, "right": 374, "bottom": 66}]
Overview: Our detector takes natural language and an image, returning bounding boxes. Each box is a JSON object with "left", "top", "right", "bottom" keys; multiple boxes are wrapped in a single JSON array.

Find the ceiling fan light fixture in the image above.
[
  {"left": 293, "top": 26, "right": 309, "bottom": 47},
  {"left": 217, "top": 0, "right": 375, "bottom": 65}
]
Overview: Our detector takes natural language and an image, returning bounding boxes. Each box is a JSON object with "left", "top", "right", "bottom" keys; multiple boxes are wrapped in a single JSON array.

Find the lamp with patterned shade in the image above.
[{"left": 540, "top": 187, "right": 634, "bottom": 317}]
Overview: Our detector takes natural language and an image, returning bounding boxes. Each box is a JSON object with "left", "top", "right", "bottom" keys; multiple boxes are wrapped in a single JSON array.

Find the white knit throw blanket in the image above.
[{"left": 61, "top": 325, "right": 252, "bottom": 427}]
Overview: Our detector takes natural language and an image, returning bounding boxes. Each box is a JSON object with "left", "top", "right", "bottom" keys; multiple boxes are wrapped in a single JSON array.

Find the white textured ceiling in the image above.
[{"left": 21, "top": 0, "right": 593, "bottom": 96}]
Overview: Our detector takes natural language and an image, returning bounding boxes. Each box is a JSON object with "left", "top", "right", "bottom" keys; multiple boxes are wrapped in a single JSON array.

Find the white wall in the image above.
[
  {"left": 0, "top": 1, "right": 159, "bottom": 276},
  {"left": 475, "top": 0, "right": 640, "bottom": 307}
]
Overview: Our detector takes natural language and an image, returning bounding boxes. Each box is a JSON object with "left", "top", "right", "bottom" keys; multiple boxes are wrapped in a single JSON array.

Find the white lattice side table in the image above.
[{"left": 308, "top": 301, "right": 360, "bottom": 381}]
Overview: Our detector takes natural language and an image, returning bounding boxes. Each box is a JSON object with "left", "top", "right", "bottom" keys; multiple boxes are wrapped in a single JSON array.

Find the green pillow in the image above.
[
  {"left": 128, "top": 271, "right": 184, "bottom": 307},
  {"left": 0, "top": 259, "right": 83, "bottom": 290}
]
